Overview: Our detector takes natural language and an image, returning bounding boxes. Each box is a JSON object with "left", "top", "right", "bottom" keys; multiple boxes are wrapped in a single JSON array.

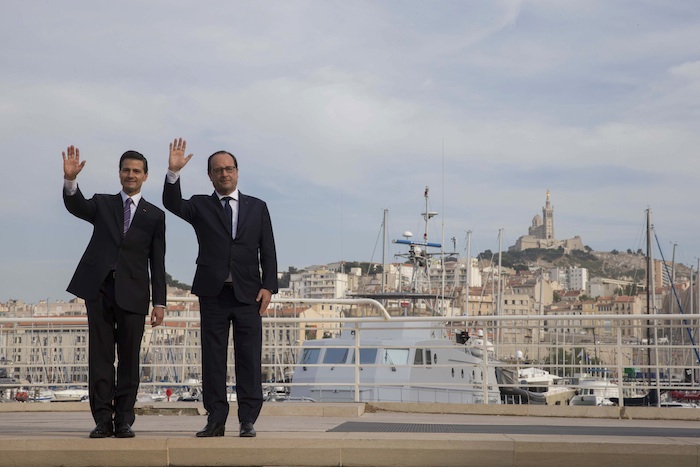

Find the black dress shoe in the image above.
[
  {"left": 89, "top": 422, "right": 114, "bottom": 438},
  {"left": 114, "top": 423, "right": 135, "bottom": 438},
  {"left": 196, "top": 421, "right": 225, "bottom": 437},
  {"left": 239, "top": 421, "right": 256, "bottom": 438}
]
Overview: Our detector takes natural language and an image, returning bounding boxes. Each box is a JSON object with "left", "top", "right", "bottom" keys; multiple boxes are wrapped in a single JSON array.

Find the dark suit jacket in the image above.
[
  {"left": 163, "top": 178, "right": 278, "bottom": 301},
  {"left": 64, "top": 188, "right": 167, "bottom": 314}
]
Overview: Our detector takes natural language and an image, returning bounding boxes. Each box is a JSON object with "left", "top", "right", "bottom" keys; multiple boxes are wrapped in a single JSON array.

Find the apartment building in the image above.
[
  {"left": 290, "top": 268, "right": 349, "bottom": 299},
  {"left": 549, "top": 267, "right": 588, "bottom": 291}
]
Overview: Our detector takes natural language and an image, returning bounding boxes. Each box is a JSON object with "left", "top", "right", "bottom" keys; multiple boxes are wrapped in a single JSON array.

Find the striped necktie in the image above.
[{"left": 123, "top": 198, "right": 133, "bottom": 235}]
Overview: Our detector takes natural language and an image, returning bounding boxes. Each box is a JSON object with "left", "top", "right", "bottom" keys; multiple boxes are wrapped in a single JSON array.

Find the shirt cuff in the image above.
[
  {"left": 63, "top": 178, "right": 78, "bottom": 195},
  {"left": 166, "top": 170, "right": 180, "bottom": 184}
]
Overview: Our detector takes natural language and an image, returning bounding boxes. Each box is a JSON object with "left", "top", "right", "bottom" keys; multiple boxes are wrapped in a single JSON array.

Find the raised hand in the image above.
[
  {"left": 169, "top": 137, "right": 194, "bottom": 172},
  {"left": 62, "top": 145, "right": 86, "bottom": 181}
]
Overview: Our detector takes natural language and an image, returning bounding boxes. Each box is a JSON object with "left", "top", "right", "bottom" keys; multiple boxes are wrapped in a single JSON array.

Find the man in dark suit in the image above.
[
  {"left": 162, "top": 137, "right": 278, "bottom": 438},
  {"left": 62, "top": 146, "right": 166, "bottom": 439}
]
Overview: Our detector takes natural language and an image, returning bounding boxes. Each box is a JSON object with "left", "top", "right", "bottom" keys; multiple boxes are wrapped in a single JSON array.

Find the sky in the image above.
[{"left": 2, "top": 0, "right": 700, "bottom": 303}]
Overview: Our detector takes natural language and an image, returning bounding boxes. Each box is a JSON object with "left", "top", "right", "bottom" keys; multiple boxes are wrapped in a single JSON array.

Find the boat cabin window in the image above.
[
  {"left": 382, "top": 348, "right": 409, "bottom": 366},
  {"left": 300, "top": 348, "right": 321, "bottom": 364},
  {"left": 414, "top": 349, "right": 424, "bottom": 365},
  {"left": 413, "top": 349, "right": 431, "bottom": 365},
  {"left": 350, "top": 348, "right": 378, "bottom": 364},
  {"left": 323, "top": 348, "right": 350, "bottom": 364}
]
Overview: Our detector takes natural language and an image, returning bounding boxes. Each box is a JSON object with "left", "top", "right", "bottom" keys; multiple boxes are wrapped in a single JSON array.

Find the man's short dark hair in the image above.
[
  {"left": 207, "top": 151, "right": 238, "bottom": 174},
  {"left": 120, "top": 150, "right": 148, "bottom": 173}
]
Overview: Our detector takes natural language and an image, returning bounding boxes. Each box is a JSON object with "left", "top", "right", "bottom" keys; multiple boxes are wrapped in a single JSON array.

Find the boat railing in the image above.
[{"left": 1, "top": 296, "right": 699, "bottom": 406}]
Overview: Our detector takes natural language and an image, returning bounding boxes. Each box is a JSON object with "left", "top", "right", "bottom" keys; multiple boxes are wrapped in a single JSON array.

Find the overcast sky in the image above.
[{"left": 2, "top": 0, "right": 700, "bottom": 303}]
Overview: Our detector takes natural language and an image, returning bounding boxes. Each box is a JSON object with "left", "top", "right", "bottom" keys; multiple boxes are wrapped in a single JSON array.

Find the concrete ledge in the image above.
[
  {"left": 261, "top": 402, "right": 364, "bottom": 418},
  {"left": 168, "top": 436, "right": 346, "bottom": 467},
  {"left": 0, "top": 401, "right": 364, "bottom": 418},
  {"left": 3, "top": 401, "right": 700, "bottom": 422},
  {"left": 513, "top": 439, "right": 700, "bottom": 467},
  {"left": 366, "top": 401, "right": 700, "bottom": 421},
  {"left": 339, "top": 435, "right": 517, "bottom": 467},
  {"left": 0, "top": 435, "right": 698, "bottom": 467},
  {"left": 136, "top": 404, "right": 203, "bottom": 416},
  {"left": 2, "top": 404, "right": 700, "bottom": 467},
  {"left": 0, "top": 438, "right": 168, "bottom": 467}
]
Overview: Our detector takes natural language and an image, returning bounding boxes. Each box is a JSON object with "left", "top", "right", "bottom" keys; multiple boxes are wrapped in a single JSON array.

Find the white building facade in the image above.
[{"left": 549, "top": 267, "right": 588, "bottom": 291}]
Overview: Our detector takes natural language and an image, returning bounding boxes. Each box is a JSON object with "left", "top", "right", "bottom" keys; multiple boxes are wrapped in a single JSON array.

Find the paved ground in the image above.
[{"left": 1, "top": 401, "right": 699, "bottom": 466}]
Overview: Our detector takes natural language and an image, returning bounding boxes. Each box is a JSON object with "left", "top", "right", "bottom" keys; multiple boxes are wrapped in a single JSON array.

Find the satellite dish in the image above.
[
  {"left": 403, "top": 231, "right": 413, "bottom": 238},
  {"left": 516, "top": 350, "right": 524, "bottom": 360}
]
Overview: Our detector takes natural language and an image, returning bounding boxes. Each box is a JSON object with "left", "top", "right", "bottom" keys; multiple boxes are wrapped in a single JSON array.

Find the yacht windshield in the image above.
[
  {"left": 382, "top": 348, "right": 409, "bottom": 365},
  {"left": 323, "top": 348, "right": 349, "bottom": 364},
  {"left": 350, "top": 348, "right": 378, "bottom": 364},
  {"left": 300, "top": 348, "right": 321, "bottom": 364}
]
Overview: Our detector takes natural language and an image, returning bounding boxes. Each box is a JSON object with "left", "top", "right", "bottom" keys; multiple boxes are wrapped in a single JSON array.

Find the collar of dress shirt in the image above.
[
  {"left": 121, "top": 191, "right": 142, "bottom": 206},
  {"left": 216, "top": 189, "right": 239, "bottom": 202}
]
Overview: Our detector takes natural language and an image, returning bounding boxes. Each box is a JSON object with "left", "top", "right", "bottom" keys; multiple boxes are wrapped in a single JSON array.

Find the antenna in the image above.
[{"left": 421, "top": 186, "right": 438, "bottom": 242}]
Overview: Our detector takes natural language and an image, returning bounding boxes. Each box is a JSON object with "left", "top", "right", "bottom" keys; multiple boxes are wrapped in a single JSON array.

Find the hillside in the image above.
[{"left": 478, "top": 248, "right": 690, "bottom": 282}]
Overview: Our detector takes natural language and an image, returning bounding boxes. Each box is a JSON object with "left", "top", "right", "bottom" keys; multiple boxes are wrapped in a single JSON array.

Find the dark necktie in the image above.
[
  {"left": 222, "top": 196, "right": 233, "bottom": 236},
  {"left": 123, "top": 198, "right": 133, "bottom": 235}
]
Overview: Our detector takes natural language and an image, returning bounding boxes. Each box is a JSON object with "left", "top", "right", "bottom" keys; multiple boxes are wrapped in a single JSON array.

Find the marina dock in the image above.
[{"left": 1, "top": 401, "right": 699, "bottom": 466}]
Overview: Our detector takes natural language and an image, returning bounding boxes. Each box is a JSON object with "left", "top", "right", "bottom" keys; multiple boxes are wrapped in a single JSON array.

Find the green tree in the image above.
[
  {"left": 278, "top": 266, "right": 298, "bottom": 289},
  {"left": 166, "top": 273, "right": 190, "bottom": 290},
  {"left": 478, "top": 250, "right": 494, "bottom": 261}
]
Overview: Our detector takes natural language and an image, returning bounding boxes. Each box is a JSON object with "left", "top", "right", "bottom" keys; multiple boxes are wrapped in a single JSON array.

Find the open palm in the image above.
[{"left": 169, "top": 138, "right": 193, "bottom": 171}]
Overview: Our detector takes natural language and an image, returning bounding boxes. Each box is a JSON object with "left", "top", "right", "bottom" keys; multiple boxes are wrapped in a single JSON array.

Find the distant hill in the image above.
[
  {"left": 166, "top": 273, "right": 191, "bottom": 291},
  {"left": 477, "top": 248, "right": 690, "bottom": 283}
]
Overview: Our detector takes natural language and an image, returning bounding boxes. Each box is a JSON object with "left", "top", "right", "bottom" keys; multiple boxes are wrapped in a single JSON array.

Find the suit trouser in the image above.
[
  {"left": 199, "top": 286, "right": 263, "bottom": 425},
  {"left": 86, "top": 274, "right": 146, "bottom": 426}
]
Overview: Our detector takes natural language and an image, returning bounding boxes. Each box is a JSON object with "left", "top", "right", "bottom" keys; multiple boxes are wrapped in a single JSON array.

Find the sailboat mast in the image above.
[
  {"left": 423, "top": 186, "right": 430, "bottom": 243},
  {"left": 645, "top": 208, "right": 653, "bottom": 383},
  {"left": 497, "top": 229, "right": 503, "bottom": 317},
  {"left": 465, "top": 230, "right": 472, "bottom": 316},
  {"left": 538, "top": 267, "right": 544, "bottom": 363},
  {"left": 496, "top": 228, "right": 503, "bottom": 351},
  {"left": 381, "top": 209, "right": 387, "bottom": 294}
]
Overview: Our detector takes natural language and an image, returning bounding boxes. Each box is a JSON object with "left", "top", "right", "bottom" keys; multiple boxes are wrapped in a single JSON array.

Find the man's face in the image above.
[
  {"left": 119, "top": 159, "right": 148, "bottom": 196},
  {"left": 208, "top": 153, "right": 238, "bottom": 195}
]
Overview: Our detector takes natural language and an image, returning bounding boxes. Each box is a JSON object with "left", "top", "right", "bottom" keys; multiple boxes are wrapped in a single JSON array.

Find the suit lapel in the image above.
[
  {"left": 211, "top": 193, "right": 231, "bottom": 234},
  {"left": 113, "top": 194, "right": 125, "bottom": 237},
  {"left": 236, "top": 192, "right": 249, "bottom": 238},
  {"left": 129, "top": 198, "right": 149, "bottom": 231},
  {"left": 122, "top": 197, "right": 152, "bottom": 239}
]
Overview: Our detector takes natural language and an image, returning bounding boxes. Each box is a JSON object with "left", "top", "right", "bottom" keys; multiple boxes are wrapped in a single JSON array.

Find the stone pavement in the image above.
[{"left": 0, "top": 401, "right": 699, "bottom": 466}]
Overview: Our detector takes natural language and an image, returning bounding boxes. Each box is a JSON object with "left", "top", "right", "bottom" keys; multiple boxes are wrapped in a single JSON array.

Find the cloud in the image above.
[{"left": 2, "top": 0, "right": 700, "bottom": 302}]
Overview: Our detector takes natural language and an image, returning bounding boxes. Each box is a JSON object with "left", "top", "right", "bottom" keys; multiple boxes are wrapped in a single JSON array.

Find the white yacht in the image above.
[
  {"left": 290, "top": 192, "right": 504, "bottom": 405},
  {"left": 570, "top": 377, "right": 619, "bottom": 406},
  {"left": 289, "top": 320, "right": 501, "bottom": 404},
  {"left": 52, "top": 386, "right": 89, "bottom": 402},
  {"left": 497, "top": 366, "right": 575, "bottom": 405}
]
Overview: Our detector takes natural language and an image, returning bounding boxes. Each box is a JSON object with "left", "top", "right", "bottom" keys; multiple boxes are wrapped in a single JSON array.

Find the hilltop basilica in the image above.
[{"left": 508, "top": 190, "right": 585, "bottom": 252}]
